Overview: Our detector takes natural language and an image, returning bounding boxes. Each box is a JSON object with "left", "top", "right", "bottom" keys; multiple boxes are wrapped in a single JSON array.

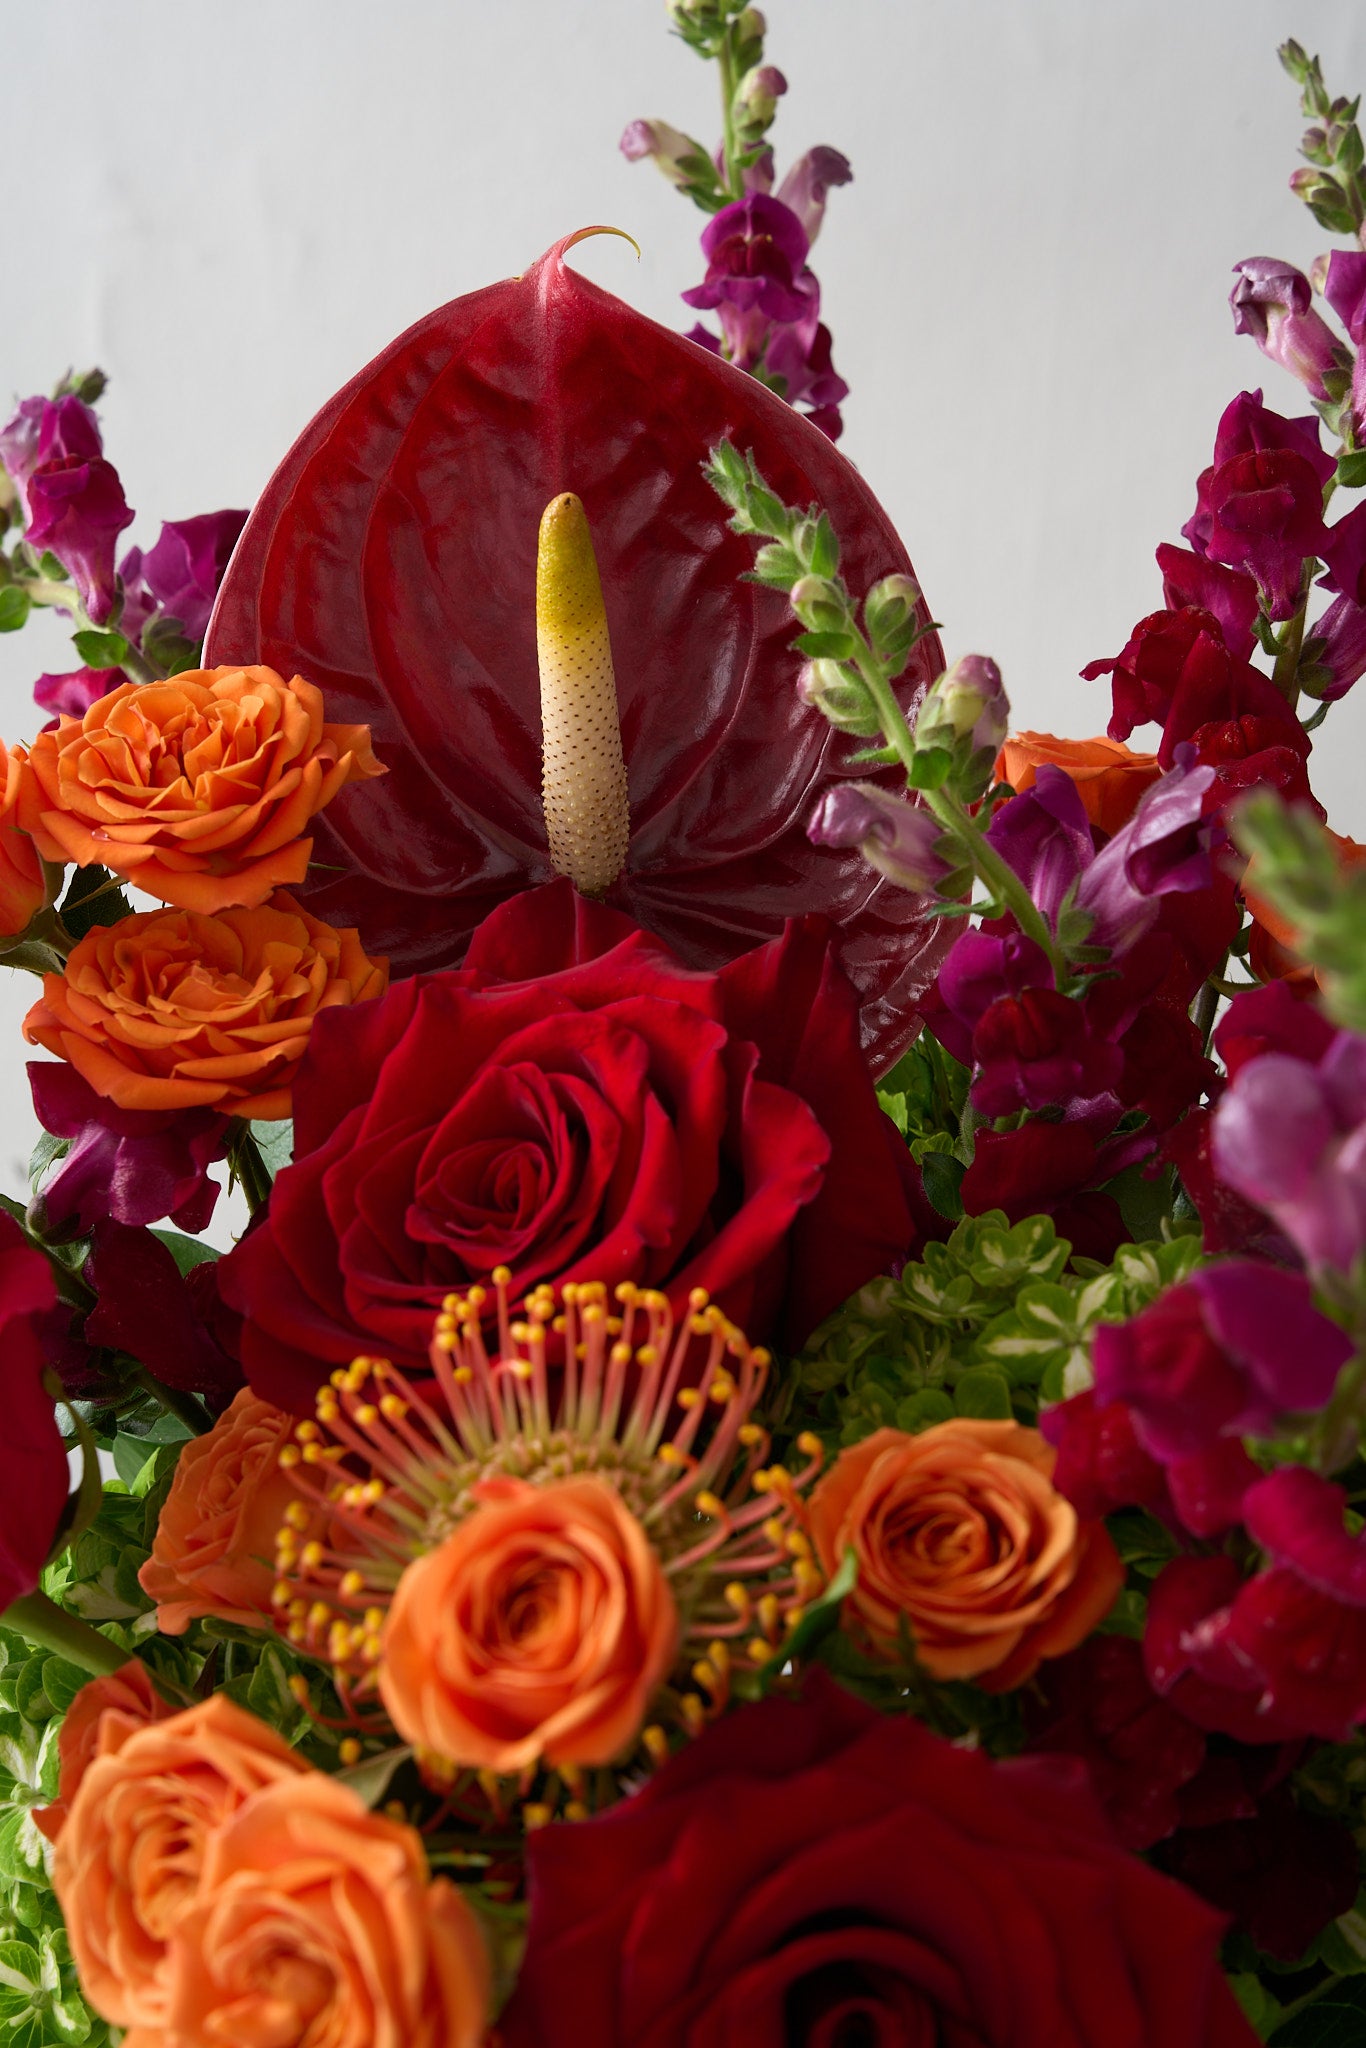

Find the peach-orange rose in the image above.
[
  {"left": 23, "top": 889, "right": 387, "bottom": 1118},
  {"left": 995, "top": 732, "right": 1162, "bottom": 838},
  {"left": 52, "top": 1693, "right": 306, "bottom": 2030},
  {"left": 34, "top": 1658, "right": 174, "bottom": 1844},
  {"left": 379, "top": 1474, "right": 679, "bottom": 1773},
  {"left": 0, "top": 735, "right": 44, "bottom": 938},
  {"left": 16, "top": 665, "right": 382, "bottom": 912},
  {"left": 138, "top": 1387, "right": 300, "bottom": 1633},
  {"left": 127, "top": 1774, "right": 490, "bottom": 2048},
  {"left": 807, "top": 1419, "right": 1122, "bottom": 1688}
]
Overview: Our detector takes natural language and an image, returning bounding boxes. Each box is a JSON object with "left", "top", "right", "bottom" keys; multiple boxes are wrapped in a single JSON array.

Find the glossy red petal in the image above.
[{"left": 206, "top": 232, "right": 948, "bottom": 1072}]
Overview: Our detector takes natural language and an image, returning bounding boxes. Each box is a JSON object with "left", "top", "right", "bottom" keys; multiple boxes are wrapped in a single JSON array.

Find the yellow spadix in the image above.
[{"left": 536, "top": 492, "right": 630, "bottom": 897}]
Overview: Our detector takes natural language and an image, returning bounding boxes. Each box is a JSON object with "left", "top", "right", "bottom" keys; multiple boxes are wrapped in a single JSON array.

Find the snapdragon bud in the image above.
[
  {"left": 619, "top": 119, "right": 711, "bottom": 193},
  {"left": 863, "top": 573, "right": 922, "bottom": 664},
  {"left": 808, "top": 783, "right": 951, "bottom": 894},
  {"left": 798, "top": 659, "right": 880, "bottom": 737},
  {"left": 789, "top": 574, "right": 849, "bottom": 636},
  {"left": 910, "top": 655, "right": 1009, "bottom": 800},
  {"left": 735, "top": 63, "right": 786, "bottom": 130}
]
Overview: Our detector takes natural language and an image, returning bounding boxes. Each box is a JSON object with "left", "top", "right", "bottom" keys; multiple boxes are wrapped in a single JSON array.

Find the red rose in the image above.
[
  {"left": 221, "top": 882, "right": 913, "bottom": 1409},
  {"left": 0, "top": 1215, "right": 72, "bottom": 1610},
  {"left": 499, "top": 1675, "right": 1256, "bottom": 2048}
]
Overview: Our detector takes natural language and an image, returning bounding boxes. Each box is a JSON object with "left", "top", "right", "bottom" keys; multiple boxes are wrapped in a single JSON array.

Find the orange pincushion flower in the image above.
[
  {"left": 23, "top": 889, "right": 387, "bottom": 1119},
  {"left": 995, "top": 732, "right": 1162, "bottom": 837},
  {"left": 51, "top": 1693, "right": 306, "bottom": 2031},
  {"left": 379, "top": 1474, "right": 679, "bottom": 1773},
  {"left": 143, "top": 1775, "right": 490, "bottom": 2048},
  {"left": 16, "top": 665, "right": 382, "bottom": 912},
  {"left": 0, "top": 735, "right": 44, "bottom": 938},
  {"left": 138, "top": 1388, "right": 301, "bottom": 1634},
  {"left": 34, "top": 1659, "right": 174, "bottom": 1844},
  {"left": 806, "top": 1419, "right": 1122, "bottom": 1688}
]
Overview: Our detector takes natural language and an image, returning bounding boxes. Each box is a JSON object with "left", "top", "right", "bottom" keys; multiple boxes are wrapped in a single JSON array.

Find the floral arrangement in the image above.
[{"left": 2, "top": 7, "right": 1366, "bottom": 2044}]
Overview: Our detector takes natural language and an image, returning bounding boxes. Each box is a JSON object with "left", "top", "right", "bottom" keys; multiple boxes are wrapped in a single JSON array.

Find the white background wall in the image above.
[{"left": 4, "top": 0, "right": 1366, "bottom": 1219}]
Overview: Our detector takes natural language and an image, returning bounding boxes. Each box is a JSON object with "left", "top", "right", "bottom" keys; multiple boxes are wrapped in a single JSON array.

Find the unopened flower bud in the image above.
[
  {"left": 918, "top": 654, "right": 1009, "bottom": 753},
  {"left": 736, "top": 7, "right": 765, "bottom": 38},
  {"left": 736, "top": 64, "right": 786, "bottom": 127},
  {"left": 798, "top": 660, "right": 880, "bottom": 737},
  {"left": 808, "top": 783, "right": 950, "bottom": 894},
  {"left": 863, "top": 573, "right": 921, "bottom": 661},
  {"left": 619, "top": 118, "right": 709, "bottom": 192},
  {"left": 790, "top": 574, "right": 848, "bottom": 636}
]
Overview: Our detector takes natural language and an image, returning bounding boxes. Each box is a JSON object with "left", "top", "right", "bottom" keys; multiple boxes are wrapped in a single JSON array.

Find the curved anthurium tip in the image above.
[
  {"left": 553, "top": 224, "right": 643, "bottom": 264},
  {"left": 205, "top": 230, "right": 948, "bottom": 1071}
]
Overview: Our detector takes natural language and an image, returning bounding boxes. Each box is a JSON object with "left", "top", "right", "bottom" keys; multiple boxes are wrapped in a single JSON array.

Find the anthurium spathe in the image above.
[{"left": 204, "top": 230, "right": 948, "bottom": 1070}]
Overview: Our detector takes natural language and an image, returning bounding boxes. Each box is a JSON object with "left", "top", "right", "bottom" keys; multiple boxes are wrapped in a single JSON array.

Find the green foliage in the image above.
[
  {"left": 1231, "top": 794, "right": 1366, "bottom": 1030},
  {"left": 786, "top": 1212, "right": 1205, "bottom": 1447},
  {"left": 57, "top": 866, "right": 132, "bottom": 942}
]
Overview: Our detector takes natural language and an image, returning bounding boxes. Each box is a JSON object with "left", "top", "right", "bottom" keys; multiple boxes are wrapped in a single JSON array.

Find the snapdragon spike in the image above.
[
  {"left": 271, "top": 1276, "right": 824, "bottom": 1788},
  {"left": 204, "top": 233, "right": 946, "bottom": 1070}
]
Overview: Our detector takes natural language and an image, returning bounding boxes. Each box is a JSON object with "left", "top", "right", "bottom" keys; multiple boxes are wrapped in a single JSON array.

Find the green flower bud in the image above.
[{"left": 798, "top": 660, "right": 881, "bottom": 737}]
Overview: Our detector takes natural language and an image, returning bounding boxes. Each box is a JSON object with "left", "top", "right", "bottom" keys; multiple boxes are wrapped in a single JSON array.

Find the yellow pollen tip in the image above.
[
  {"left": 564, "top": 1800, "right": 589, "bottom": 1823},
  {"left": 277, "top": 1445, "right": 301, "bottom": 1469},
  {"left": 288, "top": 1676, "right": 312, "bottom": 1706},
  {"left": 283, "top": 1502, "right": 311, "bottom": 1531},
  {"left": 492, "top": 1265, "right": 512, "bottom": 1286},
  {"left": 300, "top": 1541, "right": 324, "bottom": 1570},
  {"left": 796, "top": 1430, "right": 823, "bottom": 1457},
  {"left": 379, "top": 1394, "right": 408, "bottom": 1421},
  {"left": 737, "top": 1423, "right": 764, "bottom": 1446},
  {"left": 338, "top": 1738, "right": 363, "bottom": 1766},
  {"left": 694, "top": 1491, "right": 726, "bottom": 1519},
  {"left": 523, "top": 1803, "right": 553, "bottom": 1831},
  {"left": 676, "top": 1387, "right": 702, "bottom": 1410},
  {"left": 340, "top": 1570, "right": 366, "bottom": 1598},
  {"left": 642, "top": 1724, "right": 670, "bottom": 1766}
]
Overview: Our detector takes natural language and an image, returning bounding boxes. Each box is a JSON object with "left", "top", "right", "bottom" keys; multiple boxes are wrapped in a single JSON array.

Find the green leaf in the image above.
[
  {"left": 1336, "top": 449, "right": 1366, "bottom": 489},
  {"left": 894, "top": 1388, "right": 955, "bottom": 1432},
  {"left": 1271, "top": 1976, "right": 1366, "bottom": 2043},
  {"left": 149, "top": 1229, "right": 219, "bottom": 1275},
  {"left": 755, "top": 1548, "right": 859, "bottom": 1689},
  {"left": 112, "top": 1435, "right": 156, "bottom": 1489},
  {"left": 58, "top": 866, "right": 132, "bottom": 941},
  {"left": 0, "top": 588, "right": 31, "bottom": 633},
  {"left": 27, "top": 1133, "right": 69, "bottom": 1194},
  {"left": 70, "top": 629, "right": 129, "bottom": 669},
  {"left": 37, "top": 1660, "right": 86, "bottom": 1718},
  {"left": 952, "top": 1367, "right": 1013, "bottom": 1419},
  {"left": 249, "top": 1118, "right": 294, "bottom": 1180},
  {"left": 792, "top": 629, "right": 858, "bottom": 661},
  {"left": 920, "top": 1152, "right": 965, "bottom": 1220},
  {"left": 334, "top": 1745, "right": 413, "bottom": 1809}
]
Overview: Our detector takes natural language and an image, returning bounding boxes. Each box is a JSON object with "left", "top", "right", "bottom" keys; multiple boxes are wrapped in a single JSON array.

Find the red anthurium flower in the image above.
[{"left": 205, "top": 231, "right": 947, "bottom": 1071}]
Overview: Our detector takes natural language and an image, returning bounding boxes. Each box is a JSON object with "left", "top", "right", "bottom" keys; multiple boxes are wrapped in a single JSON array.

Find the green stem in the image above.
[
  {"left": 1271, "top": 563, "right": 1313, "bottom": 708},
  {"left": 131, "top": 1368, "right": 211, "bottom": 1437},
  {"left": 718, "top": 32, "right": 744, "bottom": 199},
  {"left": 2, "top": 1591, "right": 130, "bottom": 1677},
  {"left": 846, "top": 640, "right": 1068, "bottom": 979}
]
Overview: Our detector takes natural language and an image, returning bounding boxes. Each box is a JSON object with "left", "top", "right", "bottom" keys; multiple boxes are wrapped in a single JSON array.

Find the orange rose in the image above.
[
  {"left": 379, "top": 1474, "right": 679, "bottom": 1773},
  {"left": 0, "top": 735, "right": 44, "bottom": 938},
  {"left": 23, "top": 889, "right": 387, "bottom": 1118},
  {"left": 138, "top": 1388, "right": 300, "bottom": 1633},
  {"left": 51, "top": 1693, "right": 306, "bottom": 2030},
  {"left": 128, "top": 1773, "right": 489, "bottom": 2048},
  {"left": 34, "top": 1658, "right": 174, "bottom": 1844},
  {"left": 995, "top": 732, "right": 1162, "bottom": 837},
  {"left": 16, "top": 665, "right": 382, "bottom": 912},
  {"left": 806, "top": 1420, "right": 1122, "bottom": 1688}
]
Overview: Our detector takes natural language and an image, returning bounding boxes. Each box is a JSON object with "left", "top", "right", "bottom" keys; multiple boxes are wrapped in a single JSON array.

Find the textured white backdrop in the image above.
[{"left": 4, "top": 0, "right": 1366, "bottom": 1222}]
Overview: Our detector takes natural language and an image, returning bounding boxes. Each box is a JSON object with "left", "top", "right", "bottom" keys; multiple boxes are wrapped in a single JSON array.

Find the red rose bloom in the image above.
[
  {"left": 499, "top": 1675, "right": 1256, "bottom": 2048},
  {"left": 221, "top": 882, "right": 913, "bottom": 1409}
]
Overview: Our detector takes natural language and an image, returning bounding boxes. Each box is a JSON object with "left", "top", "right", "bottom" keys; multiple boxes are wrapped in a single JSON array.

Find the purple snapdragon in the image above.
[
  {"left": 1212, "top": 1028, "right": 1366, "bottom": 1276},
  {"left": 1230, "top": 257, "right": 1343, "bottom": 399},
  {"left": 807, "top": 783, "right": 950, "bottom": 893},
  {"left": 0, "top": 394, "right": 133, "bottom": 624}
]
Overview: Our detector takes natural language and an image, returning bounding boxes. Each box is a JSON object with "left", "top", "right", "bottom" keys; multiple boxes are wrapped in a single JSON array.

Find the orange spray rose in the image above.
[
  {"left": 51, "top": 1693, "right": 306, "bottom": 2030},
  {"left": 995, "top": 732, "right": 1162, "bottom": 837},
  {"left": 379, "top": 1474, "right": 679, "bottom": 1773},
  {"left": 24, "top": 890, "right": 386, "bottom": 1118},
  {"left": 16, "top": 665, "right": 382, "bottom": 912},
  {"left": 131, "top": 1774, "right": 490, "bottom": 2048},
  {"left": 806, "top": 1419, "right": 1122, "bottom": 1688},
  {"left": 0, "top": 736, "right": 44, "bottom": 938},
  {"left": 138, "top": 1388, "right": 300, "bottom": 1634},
  {"left": 34, "top": 1659, "right": 174, "bottom": 1844}
]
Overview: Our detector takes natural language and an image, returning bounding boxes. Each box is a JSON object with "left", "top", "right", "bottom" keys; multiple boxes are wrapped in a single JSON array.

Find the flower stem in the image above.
[
  {"left": 1, "top": 1590, "right": 131, "bottom": 1677},
  {"left": 131, "top": 1368, "right": 211, "bottom": 1437},
  {"left": 718, "top": 32, "right": 744, "bottom": 200}
]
